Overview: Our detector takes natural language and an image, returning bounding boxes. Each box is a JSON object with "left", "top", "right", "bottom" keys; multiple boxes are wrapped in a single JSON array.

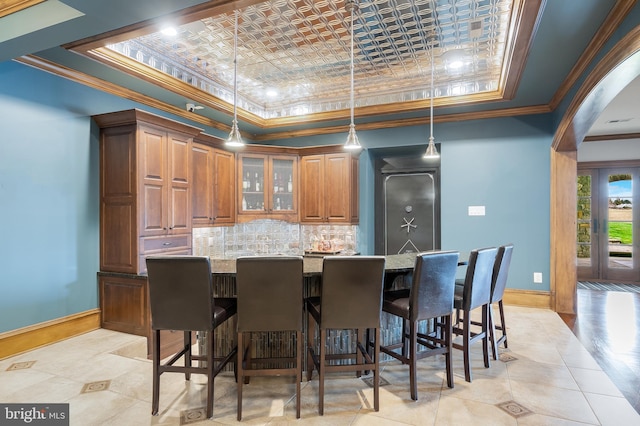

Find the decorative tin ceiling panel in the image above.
[{"left": 107, "top": 0, "right": 513, "bottom": 119}]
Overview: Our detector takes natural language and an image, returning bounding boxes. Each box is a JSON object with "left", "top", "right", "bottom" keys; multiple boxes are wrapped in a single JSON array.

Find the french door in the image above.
[{"left": 577, "top": 166, "right": 639, "bottom": 282}]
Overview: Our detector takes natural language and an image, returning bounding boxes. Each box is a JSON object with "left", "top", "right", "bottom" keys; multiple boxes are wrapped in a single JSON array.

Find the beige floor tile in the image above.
[
  {"left": 358, "top": 381, "right": 440, "bottom": 425},
  {"left": 2, "top": 374, "right": 82, "bottom": 403},
  {"left": 440, "top": 370, "right": 512, "bottom": 405},
  {"left": 509, "top": 379, "right": 599, "bottom": 424},
  {"left": 568, "top": 366, "right": 624, "bottom": 397},
  {"left": 560, "top": 349, "right": 602, "bottom": 370},
  {"left": 0, "top": 367, "right": 59, "bottom": 398},
  {"left": 517, "top": 413, "right": 599, "bottom": 425},
  {"left": 506, "top": 358, "right": 579, "bottom": 390},
  {"left": 435, "top": 395, "right": 517, "bottom": 426},
  {"left": 66, "top": 389, "right": 139, "bottom": 426},
  {"left": 584, "top": 392, "right": 640, "bottom": 426},
  {"left": 0, "top": 306, "right": 636, "bottom": 425}
]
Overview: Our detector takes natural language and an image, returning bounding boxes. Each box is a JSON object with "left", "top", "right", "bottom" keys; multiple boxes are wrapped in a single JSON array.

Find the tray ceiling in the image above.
[{"left": 74, "top": 0, "right": 535, "bottom": 125}]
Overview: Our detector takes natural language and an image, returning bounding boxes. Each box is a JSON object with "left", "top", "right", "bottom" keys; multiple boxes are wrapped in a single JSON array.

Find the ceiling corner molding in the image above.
[
  {"left": 85, "top": 47, "right": 266, "bottom": 128},
  {"left": 500, "top": 0, "right": 546, "bottom": 100},
  {"left": 16, "top": 52, "right": 553, "bottom": 144},
  {"left": 254, "top": 104, "right": 552, "bottom": 142},
  {"left": 550, "top": 0, "right": 638, "bottom": 111},
  {"left": 0, "top": 0, "right": 44, "bottom": 19},
  {"left": 14, "top": 54, "right": 237, "bottom": 136}
]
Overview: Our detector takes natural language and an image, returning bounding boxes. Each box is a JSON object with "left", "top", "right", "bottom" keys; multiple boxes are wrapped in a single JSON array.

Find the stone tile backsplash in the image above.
[{"left": 193, "top": 220, "right": 359, "bottom": 258}]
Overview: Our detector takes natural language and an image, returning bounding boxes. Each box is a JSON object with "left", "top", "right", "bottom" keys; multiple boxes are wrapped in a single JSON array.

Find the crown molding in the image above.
[{"left": 0, "top": 0, "right": 44, "bottom": 19}]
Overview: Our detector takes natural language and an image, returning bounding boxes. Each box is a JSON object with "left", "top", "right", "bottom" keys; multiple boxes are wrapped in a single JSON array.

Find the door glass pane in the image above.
[
  {"left": 577, "top": 175, "right": 592, "bottom": 268},
  {"left": 241, "top": 157, "right": 265, "bottom": 211},
  {"left": 607, "top": 174, "right": 632, "bottom": 270},
  {"left": 272, "top": 158, "right": 294, "bottom": 211}
]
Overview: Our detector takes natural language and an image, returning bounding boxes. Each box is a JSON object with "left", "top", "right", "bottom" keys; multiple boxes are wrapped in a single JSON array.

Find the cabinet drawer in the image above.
[
  {"left": 141, "top": 235, "right": 191, "bottom": 252},
  {"left": 139, "top": 247, "right": 192, "bottom": 274}
]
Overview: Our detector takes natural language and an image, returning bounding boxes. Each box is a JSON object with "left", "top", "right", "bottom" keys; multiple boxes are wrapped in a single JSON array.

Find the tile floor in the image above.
[{"left": 1, "top": 305, "right": 639, "bottom": 425}]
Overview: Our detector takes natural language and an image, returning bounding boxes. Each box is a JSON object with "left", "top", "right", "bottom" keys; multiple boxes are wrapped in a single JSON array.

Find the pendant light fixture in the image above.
[
  {"left": 423, "top": 33, "right": 440, "bottom": 159},
  {"left": 343, "top": 0, "right": 362, "bottom": 151},
  {"left": 225, "top": 9, "right": 244, "bottom": 148}
]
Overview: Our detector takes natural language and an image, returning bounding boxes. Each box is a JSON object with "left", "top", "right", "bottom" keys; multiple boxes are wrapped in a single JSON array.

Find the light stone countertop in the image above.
[{"left": 208, "top": 253, "right": 429, "bottom": 277}]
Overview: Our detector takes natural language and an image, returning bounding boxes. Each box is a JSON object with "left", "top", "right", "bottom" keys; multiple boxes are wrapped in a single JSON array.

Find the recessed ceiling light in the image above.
[
  {"left": 266, "top": 89, "right": 278, "bottom": 97},
  {"left": 161, "top": 27, "right": 177, "bottom": 36},
  {"left": 606, "top": 118, "right": 633, "bottom": 123}
]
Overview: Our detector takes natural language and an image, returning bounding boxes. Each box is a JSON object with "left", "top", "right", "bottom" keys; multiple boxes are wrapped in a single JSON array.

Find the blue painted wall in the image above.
[
  {"left": 0, "top": 63, "right": 102, "bottom": 333},
  {"left": 2, "top": 1, "right": 636, "bottom": 331},
  {"left": 272, "top": 115, "right": 553, "bottom": 292}
]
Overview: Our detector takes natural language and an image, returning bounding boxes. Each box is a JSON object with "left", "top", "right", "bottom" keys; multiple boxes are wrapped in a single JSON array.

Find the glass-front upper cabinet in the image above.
[{"left": 238, "top": 153, "right": 297, "bottom": 222}]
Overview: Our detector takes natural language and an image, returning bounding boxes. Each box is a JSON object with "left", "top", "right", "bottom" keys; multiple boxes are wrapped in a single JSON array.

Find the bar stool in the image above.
[
  {"left": 235, "top": 256, "right": 304, "bottom": 420},
  {"left": 146, "top": 256, "right": 237, "bottom": 419},
  {"left": 380, "top": 250, "right": 459, "bottom": 400},
  {"left": 306, "top": 256, "right": 386, "bottom": 415},
  {"left": 452, "top": 247, "right": 497, "bottom": 382}
]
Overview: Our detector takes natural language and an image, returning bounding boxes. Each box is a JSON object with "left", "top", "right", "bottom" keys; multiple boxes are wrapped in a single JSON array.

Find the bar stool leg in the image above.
[{"left": 318, "top": 329, "right": 326, "bottom": 415}]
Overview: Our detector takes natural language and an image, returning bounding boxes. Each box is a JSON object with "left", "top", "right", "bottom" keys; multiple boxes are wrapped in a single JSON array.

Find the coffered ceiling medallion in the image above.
[{"left": 74, "top": 0, "right": 536, "bottom": 128}]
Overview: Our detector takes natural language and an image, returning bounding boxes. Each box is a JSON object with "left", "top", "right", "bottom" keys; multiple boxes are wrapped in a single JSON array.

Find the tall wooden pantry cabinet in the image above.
[{"left": 94, "top": 109, "right": 201, "bottom": 349}]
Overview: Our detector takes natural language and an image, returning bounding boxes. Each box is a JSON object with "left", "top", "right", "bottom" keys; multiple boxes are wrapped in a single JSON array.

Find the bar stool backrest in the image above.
[
  {"left": 146, "top": 256, "right": 215, "bottom": 332},
  {"left": 236, "top": 256, "right": 304, "bottom": 332},
  {"left": 461, "top": 247, "right": 498, "bottom": 311},
  {"left": 320, "top": 256, "right": 386, "bottom": 330},
  {"left": 411, "top": 251, "right": 460, "bottom": 321},
  {"left": 491, "top": 244, "right": 514, "bottom": 303}
]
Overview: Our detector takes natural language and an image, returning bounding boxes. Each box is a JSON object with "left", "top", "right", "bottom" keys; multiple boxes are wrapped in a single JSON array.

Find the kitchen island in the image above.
[{"left": 98, "top": 253, "right": 451, "bottom": 359}]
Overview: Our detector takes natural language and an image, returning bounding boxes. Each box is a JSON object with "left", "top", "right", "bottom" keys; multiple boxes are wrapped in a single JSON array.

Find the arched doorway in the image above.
[{"left": 551, "top": 26, "right": 640, "bottom": 314}]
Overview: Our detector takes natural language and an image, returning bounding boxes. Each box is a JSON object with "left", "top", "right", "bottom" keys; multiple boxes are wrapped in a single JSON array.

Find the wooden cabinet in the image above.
[
  {"left": 95, "top": 109, "right": 201, "bottom": 274},
  {"left": 139, "top": 124, "right": 192, "bottom": 236},
  {"left": 237, "top": 153, "right": 298, "bottom": 222},
  {"left": 300, "top": 149, "right": 359, "bottom": 223},
  {"left": 99, "top": 273, "right": 147, "bottom": 336},
  {"left": 192, "top": 135, "right": 236, "bottom": 226},
  {"left": 98, "top": 273, "right": 187, "bottom": 358}
]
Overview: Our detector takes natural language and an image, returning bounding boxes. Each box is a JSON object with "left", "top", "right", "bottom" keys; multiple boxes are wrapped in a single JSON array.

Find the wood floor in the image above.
[{"left": 559, "top": 288, "right": 640, "bottom": 415}]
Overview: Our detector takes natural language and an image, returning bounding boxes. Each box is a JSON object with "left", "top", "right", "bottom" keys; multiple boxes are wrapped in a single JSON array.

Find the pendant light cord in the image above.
[
  {"left": 233, "top": 10, "right": 238, "bottom": 123},
  {"left": 350, "top": 3, "right": 355, "bottom": 127},
  {"left": 429, "top": 38, "right": 434, "bottom": 141}
]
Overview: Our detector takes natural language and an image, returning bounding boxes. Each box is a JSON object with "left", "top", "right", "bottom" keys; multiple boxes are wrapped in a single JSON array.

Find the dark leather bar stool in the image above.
[
  {"left": 146, "top": 256, "right": 237, "bottom": 419},
  {"left": 306, "top": 256, "right": 386, "bottom": 415},
  {"left": 235, "top": 256, "right": 304, "bottom": 420},
  {"left": 452, "top": 247, "right": 497, "bottom": 382},
  {"left": 487, "top": 244, "right": 514, "bottom": 359},
  {"left": 380, "top": 250, "right": 459, "bottom": 400}
]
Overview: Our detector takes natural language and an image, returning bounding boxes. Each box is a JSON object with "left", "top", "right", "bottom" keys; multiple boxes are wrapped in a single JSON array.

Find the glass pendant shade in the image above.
[
  {"left": 343, "top": 0, "right": 362, "bottom": 151},
  {"left": 226, "top": 118, "right": 244, "bottom": 147},
  {"left": 344, "top": 123, "right": 361, "bottom": 150},
  {"left": 423, "top": 136, "right": 439, "bottom": 158},
  {"left": 225, "top": 10, "right": 245, "bottom": 148}
]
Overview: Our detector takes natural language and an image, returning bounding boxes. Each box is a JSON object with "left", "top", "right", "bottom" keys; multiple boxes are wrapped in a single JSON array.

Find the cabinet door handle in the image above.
[{"left": 163, "top": 242, "right": 172, "bottom": 246}]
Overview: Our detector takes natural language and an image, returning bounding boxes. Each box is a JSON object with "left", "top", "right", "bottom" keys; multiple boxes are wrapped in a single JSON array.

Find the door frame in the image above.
[
  {"left": 552, "top": 24, "right": 640, "bottom": 314},
  {"left": 577, "top": 161, "right": 640, "bottom": 282}
]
